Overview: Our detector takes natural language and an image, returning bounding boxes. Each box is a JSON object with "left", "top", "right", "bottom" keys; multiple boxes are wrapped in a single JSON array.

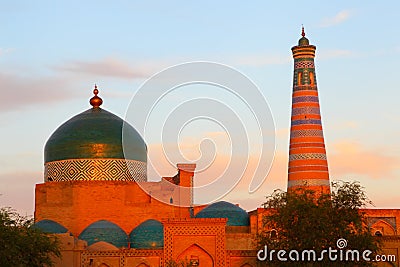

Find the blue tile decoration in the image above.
[
  {"left": 130, "top": 219, "right": 164, "bottom": 249},
  {"left": 32, "top": 219, "right": 68, "bottom": 234},
  {"left": 79, "top": 220, "right": 128, "bottom": 248},
  {"left": 195, "top": 201, "right": 249, "bottom": 226}
]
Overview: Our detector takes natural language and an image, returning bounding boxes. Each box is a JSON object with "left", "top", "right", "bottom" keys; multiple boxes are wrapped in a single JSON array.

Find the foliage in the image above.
[
  {"left": 258, "top": 181, "right": 380, "bottom": 266},
  {"left": 0, "top": 207, "right": 61, "bottom": 267}
]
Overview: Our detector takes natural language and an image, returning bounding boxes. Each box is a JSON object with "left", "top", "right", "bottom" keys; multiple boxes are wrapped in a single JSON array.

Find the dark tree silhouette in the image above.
[
  {"left": 258, "top": 181, "right": 380, "bottom": 266},
  {"left": 0, "top": 207, "right": 61, "bottom": 267}
]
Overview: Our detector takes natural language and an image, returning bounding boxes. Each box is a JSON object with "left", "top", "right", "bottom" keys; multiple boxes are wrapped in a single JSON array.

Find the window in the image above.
[
  {"left": 309, "top": 72, "right": 315, "bottom": 86},
  {"left": 297, "top": 72, "right": 302, "bottom": 86},
  {"left": 374, "top": 230, "right": 383, "bottom": 237}
]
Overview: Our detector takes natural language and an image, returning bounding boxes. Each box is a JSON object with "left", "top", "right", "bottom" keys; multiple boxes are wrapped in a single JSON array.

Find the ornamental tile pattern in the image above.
[
  {"left": 44, "top": 158, "right": 146, "bottom": 182},
  {"left": 289, "top": 153, "right": 327, "bottom": 161}
]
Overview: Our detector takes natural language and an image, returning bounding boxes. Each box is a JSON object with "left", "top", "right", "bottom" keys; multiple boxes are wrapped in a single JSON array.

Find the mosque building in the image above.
[{"left": 33, "top": 29, "right": 400, "bottom": 267}]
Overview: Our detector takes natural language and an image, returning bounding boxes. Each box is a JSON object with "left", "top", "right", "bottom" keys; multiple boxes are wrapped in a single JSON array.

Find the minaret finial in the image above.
[
  {"left": 301, "top": 25, "right": 305, "bottom": 37},
  {"left": 90, "top": 84, "right": 103, "bottom": 108}
]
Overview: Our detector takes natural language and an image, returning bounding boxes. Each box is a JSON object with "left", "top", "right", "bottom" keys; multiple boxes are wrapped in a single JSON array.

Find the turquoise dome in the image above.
[
  {"left": 79, "top": 220, "right": 128, "bottom": 248},
  {"left": 195, "top": 201, "right": 249, "bottom": 226},
  {"left": 130, "top": 220, "right": 164, "bottom": 249},
  {"left": 33, "top": 219, "right": 68, "bottom": 234},
  {"left": 45, "top": 107, "right": 147, "bottom": 163}
]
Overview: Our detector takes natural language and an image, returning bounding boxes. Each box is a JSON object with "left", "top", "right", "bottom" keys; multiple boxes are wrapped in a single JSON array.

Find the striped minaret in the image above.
[{"left": 288, "top": 27, "right": 330, "bottom": 193}]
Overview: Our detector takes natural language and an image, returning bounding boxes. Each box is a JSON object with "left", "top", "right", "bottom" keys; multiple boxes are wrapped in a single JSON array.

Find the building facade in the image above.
[{"left": 34, "top": 30, "right": 400, "bottom": 267}]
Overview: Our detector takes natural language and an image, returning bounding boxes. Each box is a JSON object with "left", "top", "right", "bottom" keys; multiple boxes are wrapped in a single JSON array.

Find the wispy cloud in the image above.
[
  {"left": 0, "top": 73, "right": 79, "bottom": 112},
  {"left": 0, "top": 171, "right": 42, "bottom": 215},
  {"left": 0, "top": 56, "right": 182, "bottom": 112},
  {"left": 0, "top": 47, "right": 15, "bottom": 56},
  {"left": 327, "top": 121, "right": 359, "bottom": 131},
  {"left": 328, "top": 141, "right": 399, "bottom": 179},
  {"left": 53, "top": 57, "right": 161, "bottom": 79},
  {"left": 319, "top": 10, "right": 353, "bottom": 28},
  {"left": 231, "top": 54, "right": 291, "bottom": 67},
  {"left": 318, "top": 49, "right": 354, "bottom": 60}
]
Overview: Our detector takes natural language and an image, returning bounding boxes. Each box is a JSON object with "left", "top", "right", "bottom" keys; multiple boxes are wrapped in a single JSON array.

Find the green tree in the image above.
[
  {"left": 258, "top": 181, "right": 380, "bottom": 266},
  {"left": 0, "top": 207, "right": 61, "bottom": 267}
]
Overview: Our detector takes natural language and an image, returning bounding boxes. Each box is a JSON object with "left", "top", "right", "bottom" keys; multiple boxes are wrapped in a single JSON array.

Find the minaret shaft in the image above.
[{"left": 288, "top": 29, "right": 330, "bottom": 193}]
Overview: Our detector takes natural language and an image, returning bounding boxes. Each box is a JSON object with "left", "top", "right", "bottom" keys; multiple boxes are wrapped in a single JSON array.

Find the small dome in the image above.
[
  {"left": 79, "top": 220, "right": 128, "bottom": 248},
  {"left": 45, "top": 107, "right": 146, "bottom": 163},
  {"left": 195, "top": 201, "right": 249, "bottom": 226},
  {"left": 298, "top": 36, "right": 309, "bottom": 46},
  {"left": 87, "top": 241, "right": 119, "bottom": 251},
  {"left": 32, "top": 219, "right": 68, "bottom": 234},
  {"left": 130, "top": 219, "right": 164, "bottom": 249}
]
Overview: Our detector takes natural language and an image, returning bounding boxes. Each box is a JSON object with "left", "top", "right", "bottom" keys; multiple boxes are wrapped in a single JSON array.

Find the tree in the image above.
[
  {"left": 0, "top": 207, "right": 61, "bottom": 267},
  {"left": 258, "top": 181, "right": 380, "bottom": 266}
]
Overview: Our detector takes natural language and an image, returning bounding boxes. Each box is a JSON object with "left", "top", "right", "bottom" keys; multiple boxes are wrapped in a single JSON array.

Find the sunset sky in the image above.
[{"left": 1, "top": 1, "right": 399, "bottom": 215}]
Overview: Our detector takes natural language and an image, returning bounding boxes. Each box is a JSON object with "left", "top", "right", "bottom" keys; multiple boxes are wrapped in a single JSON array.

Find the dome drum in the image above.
[{"left": 44, "top": 158, "right": 146, "bottom": 182}]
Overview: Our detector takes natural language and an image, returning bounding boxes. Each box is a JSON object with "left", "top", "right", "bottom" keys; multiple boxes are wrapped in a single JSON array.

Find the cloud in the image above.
[
  {"left": 54, "top": 57, "right": 160, "bottom": 79},
  {"left": 0, "top": 56, "right": 163, "bottom": 112},
  {"left": 146, "top": 140, "right": 283, "bottom": 209},
  {"left": 231, "top": 54, "right": 291, "bottom": 67},
  {"left": 275, "top": 128, "right": 290, "bottom": 140},
  {"left": 0, "top": 48, "right": 15, "bottom": 56},
  {"left": 328, "top": 141, "right": 399, "bottom": 179},
  {"left": 0, "top": 73, "right": 79, "bottom": 112},
  {"left": 319, "top": 10, "right": 352, "bottom": 28},
  {"left": 0, "top": 171, "right": 42, "bottom": 216},
  {"left": 318, "top": 49, "right": 354, "bottom": 60},
  {"left": 326, "top": 121, "right": 359, "bottom": 131}
]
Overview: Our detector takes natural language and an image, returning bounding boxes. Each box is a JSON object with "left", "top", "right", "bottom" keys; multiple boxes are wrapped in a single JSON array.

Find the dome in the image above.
[
  {"left": 43, "top": 88, "right": 147, "bottom": 182},
  {"left": 87, "top": 241, "right": 119, "bottom": 251},
  {"left": 129, "top": 219, "right": 164, "bottom": 249},
  {"left": 195, "top": 201, "right": 250, "bottom": 226},
  {"left": 32, "top": 219, "right": 68, "bottom": 234},
  {"left": 78, "top": 220, "right": 128, "bottom": 248},
  {"left": 298, "top": 36, "right": 309, "bottom": 46},
  {"left": 44, "top": 107, "right": 146, "bottom": 163}
]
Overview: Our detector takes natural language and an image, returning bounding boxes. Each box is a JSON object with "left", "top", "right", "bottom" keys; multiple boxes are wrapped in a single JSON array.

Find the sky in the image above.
[{"left": 0, "top": 1, "right": 399, "bottom": 215}]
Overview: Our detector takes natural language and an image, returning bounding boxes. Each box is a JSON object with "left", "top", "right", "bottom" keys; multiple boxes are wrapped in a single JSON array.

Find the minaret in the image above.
[{"left": 287, "top": 27, "right": 330, "bottom": 193}]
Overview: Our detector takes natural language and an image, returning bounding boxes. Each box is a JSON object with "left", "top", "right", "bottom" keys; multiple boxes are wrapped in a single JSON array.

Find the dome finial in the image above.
[
  {"left": 90, "top": 84, "right": 103, "bottom": 108},
  {"left": 301, "top": 25, "right": 305, "bottom": 37}
]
